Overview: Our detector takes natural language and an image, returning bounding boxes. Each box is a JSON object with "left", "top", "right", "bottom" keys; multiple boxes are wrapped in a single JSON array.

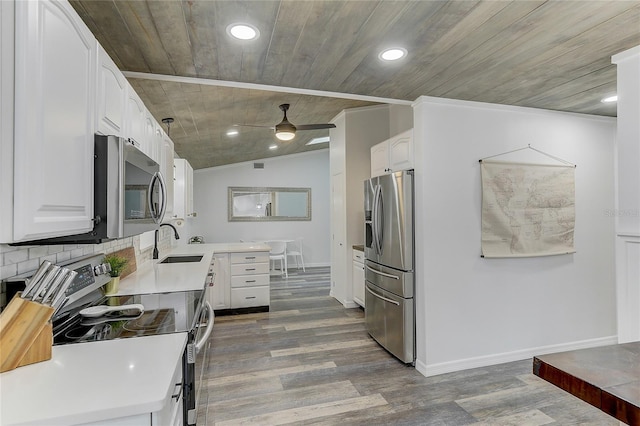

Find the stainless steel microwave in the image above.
[{"left": 24, "top": 134, "right": 167, "bottom": 244}]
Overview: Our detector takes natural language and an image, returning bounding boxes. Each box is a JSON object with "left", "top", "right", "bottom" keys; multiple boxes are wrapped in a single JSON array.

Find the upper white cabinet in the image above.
[
  {"left": 370, "top": 129, "right": 414, "bottom": 177},
  {"left": 124, "top": 83, "right": 147, "bottom": 153},
  {"left": 96, "top": 45, "right": 126, "bottom": 137},
  {"left": 174, "top": 158, "right": 195, "bottom": 219},
  {"left": 161, "top": 133, "right": 175, "bottom": 221},
  {"left": 145, "top": 110, "right": 162, "bottom": 163},
  {"left": 10, "top": 0, "right": 96, "bottom": 242}
]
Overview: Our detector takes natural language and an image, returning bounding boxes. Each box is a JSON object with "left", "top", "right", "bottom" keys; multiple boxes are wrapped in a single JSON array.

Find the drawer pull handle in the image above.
[
  {"left": 245, "top": 296, "right": 256, "bottom": 299},
  {"left": 245, "top": 256, "right": 256, "bottom": 259},
  {"left": 246, "top": 280, "right": 256, "bottom": 283},
  {"left": 245, "top": 268, "right": 256, "bottom": 271}
]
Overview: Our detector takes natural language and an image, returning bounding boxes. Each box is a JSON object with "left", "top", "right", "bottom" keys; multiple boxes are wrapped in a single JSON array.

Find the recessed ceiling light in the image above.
[
  {"left": 226, "top": 129, "right": 239, "bottom": 136},
  {"left": 379, "top": 48, "right": 407, "bottom": 61},
  {"left": 306, "top": 136, "right": 330, "bottom": 146},
  {"left": 227, "top": 24, "right": 259, "bottom": 40},
  {"left": 269, "top": 145, "right": 278, "bottom": 150},
  {"left": 601, "top": 95, "right": 618, "bottom": 103}
]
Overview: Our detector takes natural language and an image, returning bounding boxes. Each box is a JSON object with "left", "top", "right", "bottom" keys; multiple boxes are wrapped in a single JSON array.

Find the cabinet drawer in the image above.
[
  {"left": 230, "top": 252, "right": 269, "bottom": 264},
  {"left": 231, "top": 286, "right": 270, "bottom": 308},
  {"left": 352, "top": 249, "right": 364, "bottom": 262},
  {"left": 231, "top": 262, "right": 269, "bottom": 276},
  {"left": 231, "top": 273, "right": 269, "bottom": 288}
]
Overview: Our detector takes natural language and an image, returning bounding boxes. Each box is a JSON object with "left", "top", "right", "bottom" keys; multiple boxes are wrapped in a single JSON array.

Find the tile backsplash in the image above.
[{"left": 0, "top": 228, "right": 173, "bottom": 309}]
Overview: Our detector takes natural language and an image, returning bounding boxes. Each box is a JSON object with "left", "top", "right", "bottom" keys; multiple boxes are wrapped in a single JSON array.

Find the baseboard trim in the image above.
[{"left": 415, "top": 335, "right": 618, "bottom": 378}]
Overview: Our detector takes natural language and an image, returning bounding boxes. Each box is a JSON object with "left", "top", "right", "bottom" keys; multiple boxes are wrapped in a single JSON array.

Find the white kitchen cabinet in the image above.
[
  {"left": 210, "top": 253, "right": 230, "bottom": 310},
  {"left": 352, "top": 249, "right": 365, "bottom": 308},
  {"left": 174, "top": 158, "right": 195, "bottom": 219},
  {"left": 161, "top": 134, "right": 175, "bottom": 220},
  {"left": 230, "top": 251, "right": 270, "bottom": 309},
  {"left": 370, "top": 129, "right": 414, "bottom": 177},
  {"left": 9, "top": 0, "right": 96, "bottom": 242},
  {"left": 96, "top": 44, "right": 126, "bottom": 137},
  {"left": 210, "top": 251, "right": 270, "bottom": 310},
  {"left": 145, "top": 110, "right": 162, "bottom": 163},
  {"left": 124, "top": 83, "right": 147, "bottom": 153}
]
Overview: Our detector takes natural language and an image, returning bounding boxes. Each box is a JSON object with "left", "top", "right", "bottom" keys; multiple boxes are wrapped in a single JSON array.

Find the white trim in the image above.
[
  {"left": 415, "top": 335, "right": 618, "bottom": 378},
  {"left": 122, "top": 71, "right": 413, "bottom": 106},
  {"left": 193, "top": 148, "right": 329, "bottom": 173},
  {"left": 412, "top": 96, "right": 616, "bottom": 123},
  {"left": 612, "top": 45, "right": 640, "bottom": 64}
]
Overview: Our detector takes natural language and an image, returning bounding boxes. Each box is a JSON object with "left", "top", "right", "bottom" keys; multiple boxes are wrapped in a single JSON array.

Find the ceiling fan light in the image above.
[{"left": 275, "top": 131, "right": 295, "bottom": 141}]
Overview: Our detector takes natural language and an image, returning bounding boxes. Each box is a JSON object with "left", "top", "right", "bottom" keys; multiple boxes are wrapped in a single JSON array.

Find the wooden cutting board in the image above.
[{"left": 111, "top": 246, "right": 137, "bottom": 279}]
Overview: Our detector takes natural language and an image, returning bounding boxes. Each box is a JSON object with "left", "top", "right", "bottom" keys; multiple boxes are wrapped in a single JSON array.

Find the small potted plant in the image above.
[{"left": 103, "top": 253, "right": 128, "bottom": 295}]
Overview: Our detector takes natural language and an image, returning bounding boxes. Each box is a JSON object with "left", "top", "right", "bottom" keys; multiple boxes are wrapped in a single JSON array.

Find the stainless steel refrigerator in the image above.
[{"left": 364, "top": 170, "right": 415, "bottom": 363}]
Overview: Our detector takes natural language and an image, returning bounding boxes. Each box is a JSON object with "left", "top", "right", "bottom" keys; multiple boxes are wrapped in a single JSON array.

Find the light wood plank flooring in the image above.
[{"left": 199, "top": 267, "right": 620, "bottom": 425}]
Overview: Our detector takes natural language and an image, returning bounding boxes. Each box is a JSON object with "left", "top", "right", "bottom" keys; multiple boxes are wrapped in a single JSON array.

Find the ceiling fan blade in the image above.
[
  {"left": 233, "top": 124, "right": 276, "bottom": 130},
  {"left": 296, "top": 123, "right": 336, "bottom": 130}
]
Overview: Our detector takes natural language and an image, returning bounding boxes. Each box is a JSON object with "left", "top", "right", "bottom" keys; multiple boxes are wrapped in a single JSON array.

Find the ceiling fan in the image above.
[{"left": 234, "top": 104, "right": 336, "bottom": 141}]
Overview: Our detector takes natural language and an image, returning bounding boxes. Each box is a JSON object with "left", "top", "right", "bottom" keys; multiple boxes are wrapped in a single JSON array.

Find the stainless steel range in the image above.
[{"left": 9, "top": 253, "right": 213, "bottom": 426}]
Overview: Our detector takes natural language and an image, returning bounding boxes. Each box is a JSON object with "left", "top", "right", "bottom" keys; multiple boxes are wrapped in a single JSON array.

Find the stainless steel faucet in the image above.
[{"left": 153, "top": 223, "right": 180, "bottom": 259}]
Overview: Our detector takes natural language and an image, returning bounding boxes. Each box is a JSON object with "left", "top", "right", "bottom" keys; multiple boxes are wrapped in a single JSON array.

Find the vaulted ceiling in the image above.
[{"left": 69, "top": 0, "right": 640, "bottom": 169}]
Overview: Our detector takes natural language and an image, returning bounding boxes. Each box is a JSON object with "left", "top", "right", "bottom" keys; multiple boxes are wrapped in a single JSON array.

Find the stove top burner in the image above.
[{"left": 53, "top": 289, "right": 203, "bottom": 345}]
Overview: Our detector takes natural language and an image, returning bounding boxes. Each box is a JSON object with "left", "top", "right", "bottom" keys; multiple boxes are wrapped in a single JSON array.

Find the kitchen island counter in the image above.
[{"left": 0, "top": 333, "right": 187, "bottom": 425}]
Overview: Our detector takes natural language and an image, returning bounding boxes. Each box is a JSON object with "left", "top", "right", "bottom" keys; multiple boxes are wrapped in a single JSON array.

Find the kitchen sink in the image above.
[{"left": 159, "top": 255, "right": 203, "bottom": 264}]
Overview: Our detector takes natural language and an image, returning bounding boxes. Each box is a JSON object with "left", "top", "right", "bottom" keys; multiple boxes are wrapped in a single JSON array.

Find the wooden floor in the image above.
[{"left": 199, "top": 267, "right": 621, "bottom": 425}]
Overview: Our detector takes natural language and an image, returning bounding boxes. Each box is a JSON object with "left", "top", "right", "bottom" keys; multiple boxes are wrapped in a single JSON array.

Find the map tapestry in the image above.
[{"left": 480, "top": 160, "right": 575, "bottom": 258}]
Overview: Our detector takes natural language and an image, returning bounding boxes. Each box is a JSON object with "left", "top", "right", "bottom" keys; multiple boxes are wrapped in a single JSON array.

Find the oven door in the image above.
[{"left": 185, "top": 299, "right": 214, "bottom": 425}]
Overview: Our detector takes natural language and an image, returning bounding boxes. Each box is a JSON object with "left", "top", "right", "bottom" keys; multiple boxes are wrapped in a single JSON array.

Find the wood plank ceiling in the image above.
[{"left": 70, "top": 0, "right": 640, "bottom": 169}]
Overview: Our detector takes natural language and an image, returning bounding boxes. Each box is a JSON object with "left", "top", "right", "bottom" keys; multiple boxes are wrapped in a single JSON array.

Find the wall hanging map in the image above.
[{"left": 480, "top": 160, "right": 575, "bottom": 258}]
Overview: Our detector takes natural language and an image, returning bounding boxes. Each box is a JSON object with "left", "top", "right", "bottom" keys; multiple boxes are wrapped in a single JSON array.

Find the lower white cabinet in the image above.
[
  {"left": 352, "top": 249, "right": 365, "bottom": 308},
  {"left": 211, "top": 251, "right": 270, "bottom": 310}
]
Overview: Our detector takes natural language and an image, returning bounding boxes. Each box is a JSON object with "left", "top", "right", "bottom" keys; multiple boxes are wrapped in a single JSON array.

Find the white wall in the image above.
[
  {"left": 190, "top": 149, "right": 330, "bottom": 267},
  {"left": 413, "top": 96, "right": 617, "bottom": 376},
  {"left": 612, "top": 45, "right": 640, "bottom": 343}
]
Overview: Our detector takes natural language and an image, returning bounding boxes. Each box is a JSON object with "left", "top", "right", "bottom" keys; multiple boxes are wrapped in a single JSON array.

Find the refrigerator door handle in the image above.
[
  {"left": 366, "top": 285, "right": 400, "bottom": 306},
  {"left": 372, "top": 184, "right": 379, "bottom": 254},
  {"left": 375, "top": 185, "right": 384, "bottom": 254},
  {"left": 365, "top": 265, "right": 400, "bottom": 280}
]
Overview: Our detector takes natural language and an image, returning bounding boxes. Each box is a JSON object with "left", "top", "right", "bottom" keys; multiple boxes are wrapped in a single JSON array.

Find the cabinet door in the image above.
[
  {"left": 210, "top": 253, "right": 230, "bottom": 310},
  {"left": 96, "top": 45, "right": 126, "bottom": 136},
  {"left": 124, "top": 84, "right": 146, "bottom": 152},
  {"left": 144, "top": 111, "right": 161, "bottom": 162},
  {"left": 370, "top": 140, "right": 389, "bottom": 177},
  {"left": 13, "top": 0, "right": 96, "bottom": 241},
  {"left": 186, "top": 160, "right": 194, "bottom": 217},
  {"left": 174, "top": 158, "right": 194, "bottom": 219},
  {"left": 161, "top": 135, "right": 175, "bottom": 220},
  {"left": 388, "top": 129, "right": 413, "bottom": 172},
  {"left": 352, "top": 260, "right": 365, "bottom": 308}
]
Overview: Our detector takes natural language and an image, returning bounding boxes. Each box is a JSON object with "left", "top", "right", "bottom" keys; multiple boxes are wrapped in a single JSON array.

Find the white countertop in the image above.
[
  {"left": 0, "top": 333, "right": 187, "bottom": 425},
  {"left": 116, "top": 242, "right": 270, "bottom": 295}
]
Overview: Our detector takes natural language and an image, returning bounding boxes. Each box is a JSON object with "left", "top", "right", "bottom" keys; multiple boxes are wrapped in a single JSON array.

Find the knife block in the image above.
[{"left": 0, "top": 293, "right": 54, "bottom": 373}]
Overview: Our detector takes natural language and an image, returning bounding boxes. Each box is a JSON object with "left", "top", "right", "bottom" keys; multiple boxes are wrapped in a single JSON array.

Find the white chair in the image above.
[
  {"left": 286, "top": 238, "right": 305, "bottom": 272},
  {"left": 266, "top": 240, "right": 287, "bottom": 277}
]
